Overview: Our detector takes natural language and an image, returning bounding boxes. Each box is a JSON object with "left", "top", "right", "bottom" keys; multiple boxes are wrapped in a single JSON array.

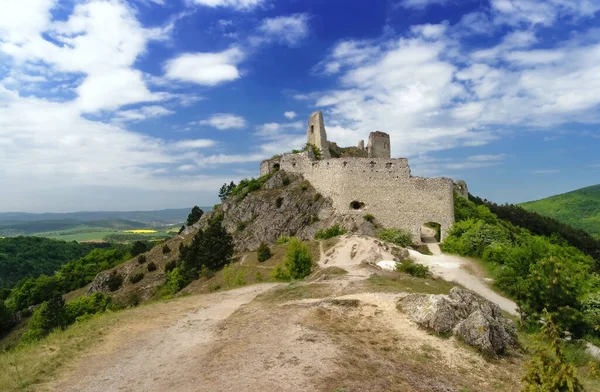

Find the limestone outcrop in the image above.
[
  {"left": 185, "top": 170, "right": 378, "bottom": 252},
  {"left": 399, "top": 287, "right": 517, "bottom": 355}
]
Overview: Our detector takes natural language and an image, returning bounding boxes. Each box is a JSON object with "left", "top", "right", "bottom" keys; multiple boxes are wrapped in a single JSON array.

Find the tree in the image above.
[
  {"left": 22, "top": 295, "right": 67, "bottom": 343},
  {"left": 257, "top": 242, "right": 272, "bottom": 262},
  {"left": 218, "top": 182, "right": 237, "bottom": 201},
  {"left": 131, "top": 241, "right": 147, "bottom": 257},
  {"left": 284, "top": 238, "right": 312, "bottom": 279},
  {"left": 186, "top": 206, "right": 204, "bottom": 226},
  {"left": 0, "top": 301, "right": 14, "bottom": 335},
  {"left": 181, "top": 218, "right": 234, "bottom": 277},
  {"left": 521, "top": 311, "right": 584, "bottom": 392}
]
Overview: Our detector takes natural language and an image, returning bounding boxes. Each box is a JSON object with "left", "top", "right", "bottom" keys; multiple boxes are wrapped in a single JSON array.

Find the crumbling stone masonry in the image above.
[
  {"left": 261, "top": 112, "right": 467, "bottom": 242},
  {"left": 306, "top": 111, "right": 331, "bottom": 159}
]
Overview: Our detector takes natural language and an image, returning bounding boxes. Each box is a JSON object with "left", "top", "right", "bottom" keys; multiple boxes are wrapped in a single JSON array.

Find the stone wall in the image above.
[
  {"left": 268, "top": 152, "right": 455, "bottom": 241},
  {"left": 307, "top": 111, "right": 331, "bottom": 159}
]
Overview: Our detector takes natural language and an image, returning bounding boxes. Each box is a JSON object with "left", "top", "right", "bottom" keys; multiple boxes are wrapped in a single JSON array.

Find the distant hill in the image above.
[{"left": 519, "top": 184, "right": 600, "bottom": 236}]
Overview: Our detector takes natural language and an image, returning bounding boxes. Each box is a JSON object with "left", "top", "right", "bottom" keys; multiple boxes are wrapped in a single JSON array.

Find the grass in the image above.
[
  {"left": 255, "top": 282, "right": 335, "bottom": 303},
  {"left": 357, "top": 274, "right": 457, "bottom": 295},
  {"left": 40, "top": 229, "right": 171, "bottom": 243}
]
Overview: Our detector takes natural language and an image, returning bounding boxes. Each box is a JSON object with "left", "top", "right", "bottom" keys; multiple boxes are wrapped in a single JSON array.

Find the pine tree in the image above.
[{"left": 186, "top": 206, "right": 204, "bottom": 226}]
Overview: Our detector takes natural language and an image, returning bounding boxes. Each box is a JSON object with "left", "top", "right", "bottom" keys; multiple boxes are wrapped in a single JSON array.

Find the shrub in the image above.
[
  {"left": 131, "top": 241, "right": 147, "bottom": 257},
  {"left": 315, "top": 224, "right": 347, "bottom": 240},
  {"left": 257, "top": 242, "right": 272, "bottom": 262},
  {"left": 313, "top": 193, "right": 322, "bottom": 202},
  {"left": 300, "top": 182, "right": 309, "bottom": 191},
  {"left": 270, "top": 264, "right": 291, "bottom": 281},
  {"left": 377, "top": 228, "right": 412, "bottom": 247},
  {"left": 282, "top": 176, "right": 290, "bottom": 186},
  {"left": 363, "top": 214, "right": 375, "bottom": 223},
  {"left": 222, "top": 265, "right": 246, "bottom": 288},
  {"left": 164, "top": 267, "right": 188, "bottom": 295},
  {"left": 276, "top": 196, "right": 284, "bottom": 208},
  {"left": 165, "top": 260, "right": 177, "bottom": 273},
  {"left": 309, "top": 215, "right": 319, "bottom": 225},
  {"left": 129, "top": 272, "right": 144, "bottom": 284},
  {"left": 65, "top": 293, "right": 111, "bottom": 324},
  {"left": 284, "top": 238, "right": 313, "bottom": 279},
  {"left": 162, "top": 244, "right": 171, "bottom": 254},
  {"left": 21, "top": 296, "right": 67, "bottom": 343},
  {"left": 237, "top": 221, "right": 248, "bottom": 232},
  {"left": 137, "top": 255, "right": 147, "bottom": 264},
  {"left": 107, "top": 272, "right": 123, "bottom": 292},
  {"left": 180, "top": 218, "right": 234, "bottom": 276},
  {"left": 397, "top": 262, "right": 430, "bottom": 278},
  {"left": 147, "top": 262, "right": 157, "bottom": 272},
  {"left": 276, "top": 235, "right": 293, "bottom": 244}
]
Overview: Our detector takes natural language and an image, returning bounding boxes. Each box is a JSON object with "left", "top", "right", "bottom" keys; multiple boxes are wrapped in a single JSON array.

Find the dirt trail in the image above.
[
  {"left": 413, "top": 227, "right": 518, "bottom": 315},
  {"left": 44, "top": 284, "right": 280, "bottom": 392}
]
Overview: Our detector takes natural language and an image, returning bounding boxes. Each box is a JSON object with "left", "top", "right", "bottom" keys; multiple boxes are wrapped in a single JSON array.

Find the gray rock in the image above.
[{"left": 399, "top": 287, "right": 517, "bottom": 355}]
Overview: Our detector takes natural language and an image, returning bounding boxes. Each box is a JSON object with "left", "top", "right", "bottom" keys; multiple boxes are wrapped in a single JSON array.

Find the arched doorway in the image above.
[{"left": 420, "top": 222, "right": 441, "bottom": 244}]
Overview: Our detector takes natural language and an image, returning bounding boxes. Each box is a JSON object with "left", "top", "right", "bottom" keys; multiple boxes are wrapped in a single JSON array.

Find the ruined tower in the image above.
[
  {"left": 367, "top": 131, "right": 391, "bottom": 158},
  {"left": 307, "top": 111, "right": 331, "bottom": 159}
]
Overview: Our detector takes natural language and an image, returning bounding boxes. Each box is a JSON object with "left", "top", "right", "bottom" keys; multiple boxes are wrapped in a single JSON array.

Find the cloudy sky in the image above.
[{"left": 1, "top": 0, "right": 599, "bottom": 212}]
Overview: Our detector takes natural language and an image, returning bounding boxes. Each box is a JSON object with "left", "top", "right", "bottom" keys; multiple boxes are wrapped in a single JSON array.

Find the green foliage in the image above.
[
  {"left": 186, "top": 206, "right": 204, "bottom": 226},
  {"left": 131, "top": 241, "right": 147, "bottom": 257},
  {"left": 229, "top": 173, "right": 273, "bottom": 200},
  {"left": 363, "top": 214, "right": 375, "bottom": 223},
  {"left": 164, "top": 267, "right": 188, "bottom": 295},
  {"left": 107, "top": 272, "right": 123, "bottom": 292},
  {"left": 270, "top": 264, "right": 291, "bottom": 281},
  {"left": 397, "top": 261, "right": 431, "bottom": 278},
  {"left": 180, "top": 218, "right": 234, "bottom": 278},
  {"left": 424, "top": 222, "right": 441, "bottom": 242},
  {"left": 282, "top": 176, "right": 290, "bottom": 186},
  {"left": 221, "top": 265, "right": 246, "bottom": 288},
  {"left": 137, "top": 254, "right": 147, "bottom": 264},
  {"left": 0, "top": 301, "right": 14, "bottom": 336},
  {"left": 284, "top": 238, "right": 313, "bottom": 279},
  {"left": 21, "top": 296, "right": 67, "bottom": 343},
  {"left": 519, "top": 184, "right": 600, "bottom": 236},
  {"left": 257, "top": 242, "right": 272, "bottom": 262},
  {"left": 164, "top": 260, "right": 177, "bottom": 273},
  {"left": 147, "top": 262, "right": 157, "bottom": 272},
  {"left": 237, "top": 221, "right": 248, "bottom": 232},
  {"left": 521, "top": 311, "right": 584, "bottom": 391},
  {"left": 65, "top": 293, "right": 111, "bottom": 324},
  {"left": 300, "top": 182, "right": 309, "bottom": 191},
  {"left": 303, "top": 143, "right": 322, "bottom": 160},
  {"left": 0, "top": 236, "right": 104, "bottom": 290},
  {"left": 218, "top": 181, "right": 237, "bottom": 201},
  {"left": 377, "top": 228, "right": 413, "bottom": 247},
  {"left": 162, "top": 244, "right": 171, "bottom": 254},
  {"left": 276, "top": 235, "right": 293, "bottom": 244},
  {"left": 129, "top": 272, "right": 144, "bottom": 284},
  {"left": 315, "top": 224, "right": 347, "bottom": 240},
  {"left": 313, "top": 193, "right": 322, "bottom": 202}
]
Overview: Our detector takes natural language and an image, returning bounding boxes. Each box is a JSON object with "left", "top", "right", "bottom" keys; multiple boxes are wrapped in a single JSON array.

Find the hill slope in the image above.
[{"left": 519, "top": 184, "right": 600, "bottom": 236}]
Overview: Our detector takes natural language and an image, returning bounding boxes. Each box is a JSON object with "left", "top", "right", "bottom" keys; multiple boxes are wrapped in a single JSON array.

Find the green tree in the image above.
[
  {"left": 131, "top": 241, "right": 147, "bottom": 257},
  {"left": 0, "top": 301, "right": 14, "bottom": 335},
  {"left": 521, "top": 311, "right": 584, "bottom": 392},
  {"left": 181, "top": 218, "right": 234, "bottom": 277},
  {"left": 186, "top": 206, "right": 204, "bottom": 226},
  {"left": 284, "top": 238, "right": 312, "bottom": 279},
  {"left": 257, "top": 242, "right": 272, "bottom": 262},
  {"left": 22, "top": 295, "right": 67, "bottom": 343}
]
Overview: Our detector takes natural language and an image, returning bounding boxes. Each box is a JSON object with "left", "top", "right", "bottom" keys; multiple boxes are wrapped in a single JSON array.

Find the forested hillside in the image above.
[
  {"left": 519, "top": 184, "right": 600, "bottom": 236},
  {"left": 0, "top": 237, "right": 107, "bottom": 291}
]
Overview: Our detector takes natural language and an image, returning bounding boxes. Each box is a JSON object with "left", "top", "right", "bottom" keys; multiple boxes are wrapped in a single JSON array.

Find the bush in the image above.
[
  {"left": 137, "top": 255, "right": 147, "bottom": 264},
  {"left": 237, "top": 221, "right": 248, "bottom": 232},
  {"left": 164, "top": 267, "right": 188, "bottom": 295},
  {"left": 377, "top": 228, "right": 412, "bottom": 247},
  {"left": 21, "top": 296, "right": 67, "bottom": 343},
  {"left": 257, "top": 242, "right": 272, "bottom": 262},
  {"left": 129, "top": 272, "right": 145, "bottom": 284},
  {"left": 147, "top": 262, "right": 157, "bottom": 272},
  {"left": 180, "top": 218, "right": 234, "bottom": 276},
  {"left": 282, "top": 176, "right": 290, "bottom": 186},
  {"left": 276, "top": 235, "right": 293, "bottom": 244},
  {"left": 270, "top": 264, "right": 291, "bottom": 281},
  {"left": 276, "top": 197, "right": 284, "bottom": 208},
  {"left": 315, "top": 224, "right": 347, "bottom": 240},
  {"left": 300, "top": 182, "right": 309, "bottom": 191},
  {"left": 222, "top": 265, "right": 246, "bottom": 288},
  {"left": 164, "top": 260, "right": 177, "bottom": 273},
  {"left": 131, "top": 241, "right": 147, "bottom": 257},
  {"left": 107, "top": 272, "right": 123, "bottom": 292},
  {"left": 162, "top": 244, "right": 171, "bottom": 254},
  {"left": 284, "top": 238, "right": 313, "bottom": 279},
  {"left": 363, "top": 214, "right": 375, "bottom": 223},
  {"left": 397, "top": 262, "right": 430, "bottom": 278},
  {"left": 313, "top": 193, "right": 322, "bottom": 202},
  {"left": 65, "top": 293, "right": 111, "bottom": 324}
]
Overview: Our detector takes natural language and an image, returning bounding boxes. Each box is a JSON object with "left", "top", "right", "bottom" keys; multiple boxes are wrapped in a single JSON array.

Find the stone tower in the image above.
[
  {"left": 307, "top": 111, "right": 331, "bottom": 159},
  {"left": 367, "top": 131, "right": 390, "bottom": 158}
]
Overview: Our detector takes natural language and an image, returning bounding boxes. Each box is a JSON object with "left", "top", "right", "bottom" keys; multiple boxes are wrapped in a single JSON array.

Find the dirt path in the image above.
[
  {"left": 413, "top": 228, "right": 518, "bottom": 315},
  {"left": 44, "top": 284, "right": 280, "bottom": 392}
]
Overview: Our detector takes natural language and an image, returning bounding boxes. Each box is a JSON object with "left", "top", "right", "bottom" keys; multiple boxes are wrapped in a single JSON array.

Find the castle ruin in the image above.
[{"left": 260, "top": 111, "right": 466, "bottom": 242}]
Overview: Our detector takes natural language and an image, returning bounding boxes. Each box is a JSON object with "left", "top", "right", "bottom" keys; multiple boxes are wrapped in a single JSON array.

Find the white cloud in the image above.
[
  {"left": 491, "top": 0, "right": 600, "bottom": 27},
  {"left": 164, "top": 47, "right": 244, "bottom": 86},
  {"left": 467, "top": 154, "right": 505, "bottom": 162},
  {"left": 117, "top": 105, "right": 175, "bottom": 121},
  {"left": 198, "top": 113, "right": 247, "bottom": 130},
  {"left": 256, "top": 121, "right": 303, "bottom": 138},
  {"left": 188, "top": 0, "right": 264, "bottom": 10},
  {"left": 399, "top": 0, "right": 448, "bottom": 9},
  {"left": 257, "top": 14, "right": 310, "bottom": 46},
  {"left": 171, "top": 139, "right": 217, "bottom": 149},
  {"left": 284, "top": 111, "right": 297, "bottom": 119}
]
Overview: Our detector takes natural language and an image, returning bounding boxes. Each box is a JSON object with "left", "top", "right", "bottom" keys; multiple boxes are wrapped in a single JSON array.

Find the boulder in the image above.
[{"left": 399, "top": 287, "right": 517, "bottom": 355}]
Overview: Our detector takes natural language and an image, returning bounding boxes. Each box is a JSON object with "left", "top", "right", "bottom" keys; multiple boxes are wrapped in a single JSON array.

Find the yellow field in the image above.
[{"left": 123, "top": 229, "right": 157, "bottom": 233}]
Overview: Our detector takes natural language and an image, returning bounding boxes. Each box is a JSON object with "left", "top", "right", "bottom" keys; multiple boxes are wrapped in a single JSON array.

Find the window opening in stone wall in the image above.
[
  {"left": 272, "top": 163, "right": 280, "bottom": 172},
  {"left": 350, "top": 201, "right": 365, "bottom": 210},
  {"left": 311, "top": 125, "right": 314, "bottom": 134},
  {"left": 421, "top": 222, "right": 441, "bottom": 243}
]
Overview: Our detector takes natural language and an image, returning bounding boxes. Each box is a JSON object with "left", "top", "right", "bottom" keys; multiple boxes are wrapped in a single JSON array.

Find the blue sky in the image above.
[{"left": 1, "top": 0, "right": 599, "bottom": 212}]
